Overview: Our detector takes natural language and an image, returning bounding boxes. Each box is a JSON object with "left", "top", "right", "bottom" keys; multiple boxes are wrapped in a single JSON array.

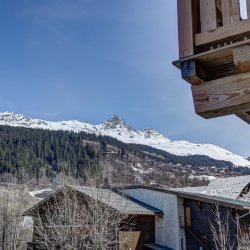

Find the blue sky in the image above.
[{"left": 0, "top": 0, "right": 249, "bottom": 156}]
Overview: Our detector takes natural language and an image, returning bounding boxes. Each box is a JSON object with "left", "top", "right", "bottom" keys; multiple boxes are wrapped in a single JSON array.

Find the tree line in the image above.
[
  {"left": 0, "top": 126, "right": 98, "bottom": 182},
  {"left": 0, "top": 125, "right": 248, "bottom": 183}
]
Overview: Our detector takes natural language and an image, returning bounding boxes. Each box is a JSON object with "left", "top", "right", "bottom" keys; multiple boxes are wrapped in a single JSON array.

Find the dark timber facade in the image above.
[{"left": 183, "top": 198, "right": 250, "bottom": 250}]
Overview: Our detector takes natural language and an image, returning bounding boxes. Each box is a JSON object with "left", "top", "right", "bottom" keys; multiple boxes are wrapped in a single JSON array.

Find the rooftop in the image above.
[
  {"left": 174, "top": 175, "right": 250, "bottom": 200},
  {"left": 125, "top": 175, "right": 250, "bottom": 210},
  {"left": 24, "top": 185, "right": 163, "bottom": 217},
  {"left": 71, "top": 186, "right": 163, "bottom": 216}
]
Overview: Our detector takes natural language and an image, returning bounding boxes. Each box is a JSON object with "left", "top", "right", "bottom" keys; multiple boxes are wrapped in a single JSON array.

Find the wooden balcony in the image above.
[{"left": 174, "top": 0, "right": 250, "bottom": 124}]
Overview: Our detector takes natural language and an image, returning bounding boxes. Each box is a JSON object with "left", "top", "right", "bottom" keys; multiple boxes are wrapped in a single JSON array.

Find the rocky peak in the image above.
[
  {"left": 101, "top": 115, "right": 133, "bottom": 130},
  {"left": 142, "top": 128, "right": 168, "bottom": 140},
  {"left": 0, "top": 112, "right": 31, "bottom": 122}
]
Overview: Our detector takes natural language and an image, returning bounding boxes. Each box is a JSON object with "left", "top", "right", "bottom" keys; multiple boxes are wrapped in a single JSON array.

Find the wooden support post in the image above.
[
  {"left": 233, "top": 45, "right": 250, "bottom": 72},
  {"left": 199, "top": 0, "right": 217, "bottom": 32},
  {"left": 191, "top": 72, "right": 250, "bottom": 118},
  {"left": 177, "top": 0, "right": 194, "bottom": 58},
  {"left": 216, "top": 0, "right": 223, "bottom": 27},
  {"left": 181, "top": 60, "right": 208, "bottom": 85},
  {"left": 247, "top": 0, "right": 250, "bottom": 19},
  {"left": 221, "top": 0, "right": 240, "bottom": 25}
]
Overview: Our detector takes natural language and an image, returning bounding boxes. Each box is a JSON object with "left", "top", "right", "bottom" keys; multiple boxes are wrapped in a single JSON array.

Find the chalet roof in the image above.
[
  {"left": 125, "top": 176, "right": 250, "bottom": 210},
  {"left": 164, "top": 189, "right": 250, "bottom": 210},
  {"left": 125, "top": 185, "right": 250, "bottom": 210},
  {"left": 24, "top": 186, "right": 163, "bottom": 217},
  {"left": 174, "top": 175, "right": 250, "bottom": 200},
  {"left": 71, "top": 186, "right": 163, "bottom": 216}
]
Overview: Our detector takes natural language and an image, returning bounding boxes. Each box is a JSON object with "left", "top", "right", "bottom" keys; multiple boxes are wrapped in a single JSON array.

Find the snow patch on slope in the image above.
[{"left": 29, "top": 188, "right": 53, "bottom": 200}]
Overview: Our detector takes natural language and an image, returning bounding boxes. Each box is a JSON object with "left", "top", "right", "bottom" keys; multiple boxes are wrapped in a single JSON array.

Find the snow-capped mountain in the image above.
[{"left": 0, "top": 112, "right": 249, "bottom": 167}]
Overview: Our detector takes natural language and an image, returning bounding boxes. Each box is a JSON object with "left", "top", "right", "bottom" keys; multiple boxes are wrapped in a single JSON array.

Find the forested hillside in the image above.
[
  {"left": 0, "top": 125, "right": 249, "bottom": 184},
  {"left": 0, "top": 126, "right": 99, "bottom": 182}
]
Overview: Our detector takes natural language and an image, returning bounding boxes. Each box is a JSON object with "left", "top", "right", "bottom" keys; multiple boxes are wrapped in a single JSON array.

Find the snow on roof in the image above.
[
  {"left": 241, "top": 192, "right": 250, "bottom": 203},
  {"left": 168, "top": 189, "right": 250, "bottom": 209},
  {"left": 72, "top": 186, "right": 163, "bottom": 216},
  {"left": 175, "top": 175, "right": 250, "bottom": 200},
  {"left": 24, "top": 186, "right": 163, "bottom": 217},
  {"left": 125, "top": 184, "right": 250, "bottom": 210}
]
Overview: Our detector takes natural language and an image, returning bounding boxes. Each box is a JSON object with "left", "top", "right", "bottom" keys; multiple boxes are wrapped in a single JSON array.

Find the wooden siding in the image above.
[
  {"left": 131, "top": 216, "right": 155, "bottom": 250},
  {"left": 31, "top": 215, "right": 155, "bottom": 250},
  {"left": 183, "top": 198, "right": 246, "bottom": 250}
]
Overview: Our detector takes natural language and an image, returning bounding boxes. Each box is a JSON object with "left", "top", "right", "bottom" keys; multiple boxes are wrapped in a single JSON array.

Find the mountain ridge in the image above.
[{"left": 0, "top": 112, "right": 249, "bottom": 167}]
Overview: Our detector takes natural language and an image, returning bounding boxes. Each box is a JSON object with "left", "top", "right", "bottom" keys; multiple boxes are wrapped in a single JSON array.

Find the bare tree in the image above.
[
  {"left": 32, "top": 186, "right": 89, "bottom": 250},
  {"left": 32, "top": 184, "right": 133, "bottom": 250},
  {"left": 235, "top": 214, "right": 250, "bottom": 250},
  {"left": 209, "top": 205, "right": 234, "bottom": 250},
  {"left": 0, "top": 184, "right": 31, "bottom": 250}
]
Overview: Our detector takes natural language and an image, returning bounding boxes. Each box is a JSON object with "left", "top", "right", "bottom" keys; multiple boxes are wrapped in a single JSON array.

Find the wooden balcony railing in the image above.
[{"left": 178, "top": 0, "right": 250, "bottom": 58}]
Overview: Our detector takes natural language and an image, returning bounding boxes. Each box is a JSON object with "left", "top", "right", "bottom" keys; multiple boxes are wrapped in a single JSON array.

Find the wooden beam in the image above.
[
  {"left": 181, "top": 60, "right": 208, "bottom": 84},
  {"left": 177, "top": 0, "right": 194, "bottom": 58},
  {"left": 236, "top": 111, "right": 250, "bottom": 124},
  {"left": 191, "top": 72, "right": 250, "bottom": 118},
  {"left": 199, "top": 0, "right": 217, "bottom": 32},
  {"left": 221, "top": 0, "right": 240, "bottom": 25},
  {"left": 233, "top": 45, "right": 250, "bottom": 72},
  {"left": 173, "top": 39, "right": 250, "bottom": 68},
  {"left": 195, "top": 19, "right": 250, "bottom": 46},
  {"left": 195, "top": 201, "right": 202, "bottom": 210},
  {"left": 138, "top": 186, "right": 249, "bottom": 210},
  {"left": 209, "top": 203, "right": 216, "bottom": 213}
]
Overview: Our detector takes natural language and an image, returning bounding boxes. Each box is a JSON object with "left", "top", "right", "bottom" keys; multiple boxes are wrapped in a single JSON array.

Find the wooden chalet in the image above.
[
  {"left": 23, "top": 186, "right": 163, "bottom": 250},
  {"left": 125, "top": 175, "right": 250, "bottom": 250},
  {"left": 24, "top": 176, "right": 250, "bottom": 250},
  {"left": 167, "top": 176, "right": 250, "bottom": 249},
  {"left": 173, "top": 0, "right": 250, "bottom": 124}
]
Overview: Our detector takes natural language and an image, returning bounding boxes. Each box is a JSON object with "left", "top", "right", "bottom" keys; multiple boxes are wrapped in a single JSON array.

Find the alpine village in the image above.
[{"left": 1, "top": 0, "right": 250, "bottom": 250}]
